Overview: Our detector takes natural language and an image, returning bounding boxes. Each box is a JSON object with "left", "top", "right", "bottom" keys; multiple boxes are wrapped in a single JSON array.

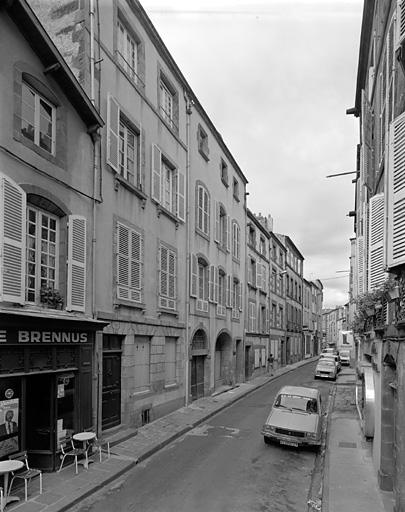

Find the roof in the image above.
[
  {"left": 277, "top": 385, "right": 320, "bottom": 399},
  {"left": 1, "top": 0, "right": 103, "bottom": 130}
]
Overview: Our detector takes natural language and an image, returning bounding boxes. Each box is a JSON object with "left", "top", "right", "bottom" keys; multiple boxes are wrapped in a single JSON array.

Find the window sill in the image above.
[
  {"left": 156, "top": 204, "right": 181, "bottom": 227},
  {"left": 132, "top": 389, "right": 151, "bottom": 398},
  {"left": 221, "top": 177, "right": 229, "bottom": 188},
  {"left": 198, "top": 148, "right": 210, "bottom": 162},
  {"left": 195, "top": 227, "right": 210, "bottom": 242},
  {"left": 164, "top": 383, "right": 179, "bottom": 391},
  {"left": 114, "top": 174, "right": 147, "bottom": 202}
]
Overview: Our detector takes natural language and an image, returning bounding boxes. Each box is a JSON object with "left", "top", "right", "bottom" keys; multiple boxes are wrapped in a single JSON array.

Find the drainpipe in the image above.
[{"left": 184, "top": 91, "right": 194, "bottom": 406}]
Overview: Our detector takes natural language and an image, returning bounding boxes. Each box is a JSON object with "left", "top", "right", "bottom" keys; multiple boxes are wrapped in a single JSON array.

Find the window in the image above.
[
  {"left": 134, "top": 336, "right": 150, "bottom": 393},
  {"left": 159, "top": 245, "right": 176, "bottom": 310},
  {"left": 233, "top": 178, "right": 239, "bottom": 200},
  {"left": 279, "top": 305, "right": 284, "bottom": 328},
  {"left": 159, "top": 78, "right": 175, "bottom": 129},
  {"left": 197, "top": 185, "right": 209, "bottom": 235},
  {"left": 107, "top": 95, "right": 142, "bottom": 189},
  {"left": 232, "top": 221, "right": 240, "bottom": 260},
  {"left": 215, "top": 202, "right": 229, "bottom": 250},
  {"left": 220, "top": 159, "right": 228, "bottom": 186},
  {"left": 216, "top": 269, "right": 226, "bottom": 316},
  {"left": 190, "top": 254, "right": 209, "bottom": 312},
  {"left": 248, "top": 258, "right": 256, "bottom": 287},
  {"left": 260, "top": 304, "right": 268, "bottom": 333},
  {"left": 248, "top": 301, "right": 256, "bottom": 332},
  {"left": 117, "top": 20, "right": 139, "bottom": 83},
  {"left": 119, "top": 121, "right": 139, "bottom": 185},
  {"left": 26, "top": 206, "right": 59, "bottom": 302},
  {"left": 248, "top": 225, "right": 256, "bottom": 247},
  {"left": 152, "top": 145, "right": 185, "bottom": 222},
  {"left": 165, "top": 337, "right": 177, "bottom": 386},
  {"left": 21, "top": 82, "right": 55, "bottom": 155},
  {"left": 260, "top": 236, "right": 266, "bottom": 256},
  {"left": 116, "top": 222, "right": 143, "bottom": 303},
  {"left": 198, "top": 124, "right": 209, "bottom": 160},
  {"left": 0, "top": 173, "right": 87, "bottom": 311}
]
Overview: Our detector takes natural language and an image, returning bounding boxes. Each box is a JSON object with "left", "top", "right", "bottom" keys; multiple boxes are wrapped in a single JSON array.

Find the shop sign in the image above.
[{"left": 0, "top": 330, "right": 89, "bottom": 344}]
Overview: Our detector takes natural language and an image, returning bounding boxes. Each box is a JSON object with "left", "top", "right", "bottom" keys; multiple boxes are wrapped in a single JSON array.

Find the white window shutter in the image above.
[
  {"left": 152, "top": 144, "right": 162, "bottom": 203},
  {"left": 0, "top": 174, "right": 26, "bottom": 304},
  {"left": 116, "top": 223, "right": 142, "bottom": 303},
  {"left": 226, "top": 215, "right": 231, "bottom": 252},
  {"left": 214, "top": 201, "right": 220, "bottom": 242},
  {"left": 398, "top": 0, "right": 405, "bottom": 44},
  {"left": 177, "top": 169, "right": 185, "bottom": 222},
  {"left": 67, "top": 215, "right": 86, "bottom": 312},
  {"left": 387, "top": 113, "right": 405, "bottom": 267},
  {"left": 368, "top": 193, "right": 385, "bottom": 289},
  {"left": 226, "top": 274, "right": 231, "bottom": 307},
  {"left": 361, "top": 90, "right": 373, "bottom": 190},
  {"left": 262, "top": 264, "right": 267, "bottom": 292},
  {"left": 190, "top": 253, "right": 197, "bottom": 297},
  {"left": 256, "top": 261, "right": 262, "bottom": 289},
  {"left": 238, "top": 281, "right": 243, "bottom": 311},
  {"left": 107, "top": 94, "right": 120, "bottom": 171},
  {"left": 209, "top": 264, "right": 215, "bottom": 303},
  {"left": 356, "top": 236, "right": 365, "bottom": 296},
  {"left": 159, "top": 245, "right": 168, "bottom": 297}
]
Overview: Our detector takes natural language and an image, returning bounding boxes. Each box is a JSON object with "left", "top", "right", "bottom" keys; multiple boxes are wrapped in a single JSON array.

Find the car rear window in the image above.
[{"left": 319, "top": 360, "right": 335, "bottom": 366}]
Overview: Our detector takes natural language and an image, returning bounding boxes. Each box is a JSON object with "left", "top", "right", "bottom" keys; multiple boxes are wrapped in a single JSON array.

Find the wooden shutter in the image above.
[
  {"left": 368, "top": 193, "right": 385, "bottom": 289},
  {"left": 226, "top": 215, "right": 231, "bottom": 252},
  {"left": 214, "top": 201, "right": 220, "bottom": 242},
  {"left": 226, "top": 274, "right": 231, "bottom": 307},
  {"left": 209, "top": 264, "right": 216, "bottom": 303},
  {"left": 356, "top": 236, "right": 365, "bottom": 296},
  {"left": 116, "top": 223, "right": 142, "bottom": 303},
  {"left": 152, "top": 144, "right": 162, "bottom": 203},
  {"left": 107, "top": 94, "right": 120, "bottom": 171},
  {"left": 361, "top": 90, "right": 373, "bottom": 190},
  {"left": 177, "top": 169, "right": 185, "bottom": 222},
  {"left": 387, "top": 112, "right": 405, "bottom": 267},
  {"left": 0, "top": 174, "right": 26, "bottom": 304},
  {"left": 256, "top": 261, "right": 261, "bottom": 289},
  {"left": 190, "top": 253, "right": 197, "bottom": 297},
  {"left": 239, "top": 281, "right": 243, "bottom": 311},
  {"left": 67, "top": 215, "right": 86, "bottom": 312},
  {"left": 398, "top": 0, "right": 405, "bottom": 44},
  {"left": 159, "top": 245, "right": 176, "bottom": 309}
]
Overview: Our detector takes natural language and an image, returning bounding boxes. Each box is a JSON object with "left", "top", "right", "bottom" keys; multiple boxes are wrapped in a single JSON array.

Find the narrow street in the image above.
[{"left": 73, "top": 362, "right": 332, "bottom": 512}]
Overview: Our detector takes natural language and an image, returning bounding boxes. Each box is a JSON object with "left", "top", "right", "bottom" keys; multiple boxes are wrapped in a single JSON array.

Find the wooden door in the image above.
[
  {"left": 102, "top": 352, "right": 121, "bottom": 430},
  {"left": 191, "top": 356, "right": 205, "bottom": 400}
]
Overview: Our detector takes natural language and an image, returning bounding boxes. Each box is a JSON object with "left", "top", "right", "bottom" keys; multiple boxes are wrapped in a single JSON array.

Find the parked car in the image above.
[
  {"left": 339, "top": 350, "right": 351, "bottom": 366},
  {"left": 322, "top": 347, "right": 336, "bottom": 355},
  {"left": 320, "top": 353, "right": 341, "bottom": 372},
  {"left": 314, "top": 359, "right": 337, "bottom": 380},
  {"left": 261, "top": 385, "right": 323, "bottom": 449}
]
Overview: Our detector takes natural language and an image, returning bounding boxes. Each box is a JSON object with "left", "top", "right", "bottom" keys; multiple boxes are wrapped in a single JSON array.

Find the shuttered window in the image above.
[
  {"left": 67, "top": 215, "right": 86, "bottom": 312},
  {"left": 116, "top": 222, "right": 142, "bottom": 303},
  {"left": 361, "top": 90, "right": 373, "bottom": 188},
  {"left": 387, "top": 112, "right": 405, "bottom": 267},
  {"left": 368, "top": 193, "right": 385, "bottom": 289},
  {"left": 159, "top": 245, "right": 176, "bottom": 310},
  {"left": 151, "top": 144, "right": 185, "bottom": 222},
  {"left": 197, "top": 185, "right": 209, "bottom": 235},
  {"left": 134, "top": 337, "right": 150, "bottom": 393},
  {"left": 0, "top": 174, "right": 26, "bottom": 304},
  {"left": 356, "top": 236, "right": 365, "bottom": 296}
]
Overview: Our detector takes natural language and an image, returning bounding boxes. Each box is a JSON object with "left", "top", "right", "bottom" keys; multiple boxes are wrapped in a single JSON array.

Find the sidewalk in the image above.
[
  {"left": 322, "top": 367, "right": 395, "bottom": 512},
  {"left": 0, "top": 358, "right": 394, "bottom": 512}
]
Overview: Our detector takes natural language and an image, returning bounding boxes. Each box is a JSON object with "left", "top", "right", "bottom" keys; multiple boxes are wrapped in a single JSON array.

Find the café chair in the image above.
[
  {"left": 8, "top": 451, "right": 42, "bottom": 502},
  {"left": 58, "top": 434, "right": 87, "bottom": 474},
  {"left": 84, "top": 426, "right": 111, "bottom": 463},
  {"left": 0, "top": 486, "right": 3, "bottom": 512}
]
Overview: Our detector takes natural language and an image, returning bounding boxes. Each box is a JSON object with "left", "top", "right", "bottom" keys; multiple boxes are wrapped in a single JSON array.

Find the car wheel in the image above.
[{"left": 264, "top": 437, "right": 271, "bottom": 445}]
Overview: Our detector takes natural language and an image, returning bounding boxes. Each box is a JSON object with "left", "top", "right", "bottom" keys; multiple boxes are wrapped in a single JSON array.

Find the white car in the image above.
[
  {"left": 314, "top": 359, "right": 337, "bottom": 380},
  {"left": 339, "top": 350, "right": 351, "bottom": 366}
]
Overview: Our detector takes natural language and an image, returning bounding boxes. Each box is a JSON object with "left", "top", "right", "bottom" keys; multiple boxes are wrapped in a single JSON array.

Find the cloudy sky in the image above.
[{"left": 139, "top": 0, "right": 363, "bottom": 308}]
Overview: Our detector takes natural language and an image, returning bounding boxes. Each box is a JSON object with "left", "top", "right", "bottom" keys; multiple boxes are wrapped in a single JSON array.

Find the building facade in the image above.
[{"left": 0, "top": 0, "right": 106, "bottom": 470}]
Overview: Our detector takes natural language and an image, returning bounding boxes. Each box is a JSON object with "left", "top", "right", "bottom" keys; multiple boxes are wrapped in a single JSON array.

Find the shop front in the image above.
[{"left": 0, "top": 312, "right": 107, "bottom": 471}]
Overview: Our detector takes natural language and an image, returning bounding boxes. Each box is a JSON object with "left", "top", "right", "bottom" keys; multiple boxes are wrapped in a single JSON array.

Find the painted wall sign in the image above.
[{"left": 0, "top": 330, "right": 89, "bottom": 344}]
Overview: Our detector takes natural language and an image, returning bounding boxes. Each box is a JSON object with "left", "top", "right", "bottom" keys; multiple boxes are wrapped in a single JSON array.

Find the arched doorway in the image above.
[
  {"left": 190, "top": 329, "right": 208, "bottom": 400},
  {"left": 214, "top": 331, "right": 233, "bottom": 389}
]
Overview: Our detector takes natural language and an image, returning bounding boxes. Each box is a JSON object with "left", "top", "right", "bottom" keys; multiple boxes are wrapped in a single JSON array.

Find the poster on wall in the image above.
[{"left": 0, "top": 399, "right": 19, "bottom": 458}]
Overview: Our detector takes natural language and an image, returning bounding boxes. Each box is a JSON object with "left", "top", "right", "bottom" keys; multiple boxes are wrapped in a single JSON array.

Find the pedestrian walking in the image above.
[{"left": 267, "top": 354, "right": 274, "bottom": 375}]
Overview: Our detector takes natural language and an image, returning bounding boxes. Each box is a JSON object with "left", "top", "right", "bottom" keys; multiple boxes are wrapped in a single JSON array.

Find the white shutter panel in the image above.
[
  {"left": 107, "top": 94, "right": 120, "bottom": 171},
  {"left": 0, "top": 174, "right": 26, "bottom": 304},
  {"left": 116, "top": 223, "right": 142, "bottom": 303},
  {"left": 67, "top": 215, "right": 86, "bottom": 312},
  {"left": 226, "top": 274, "right": 231, "bottom": 307},
  {"left": 256, "top": 261, "right": 261, "bottom": 289},
  {"left": 368, "top": 193, "right": 385, "bottom": 289},
  {"left": 226, "top": 215, "right": 231, "bottom": 252},
  {"left": 190, "top": 253, "right": 197, "bottom": 297},
  {"left": 265, "top": 308, "right": 269, "bottom": 333},
  {"left": 398, "top": 0, "right": 405, "bottom": 44},
  {"left": 356, "top": 236, "right": 365, "bottom": 296},
  {"left": 160, "top": 245, "right": 168, "bottom": 299},
  {"left": 262, "top": 264, "right": 267, "bottom": 291},
  {"left": 152, "top": 144, "right": 162, "bottom": 203},
  {"left": 239, "top": 281, "right": 243, "bottom": 311},
  {"left": 388, "top": 113, "right": 405, "bottom": 267},
  {"left": 361, "top": 90, "right": 373, "bottom": 190},
  {"left": 209, "top": 264, "right": 216, "bottom": 303},
  {"left": 214, "top": 201, "right": 220, "bottom": 242},
  {"left": 177, "top": 169, "right": 185, "bottom": 222}
]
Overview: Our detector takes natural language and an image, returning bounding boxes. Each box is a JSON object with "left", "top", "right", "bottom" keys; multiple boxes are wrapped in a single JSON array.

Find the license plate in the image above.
[{"left": 280, "top": 440, "right": 298, "bottom": 447}]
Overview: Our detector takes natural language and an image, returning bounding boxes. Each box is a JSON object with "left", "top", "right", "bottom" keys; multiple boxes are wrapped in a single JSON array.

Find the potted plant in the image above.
[
  {"left": 386, "top": 285, "right": 400, "bottom": 302},
  {"left": 40, "top": 286, "right": 64, "bottom": 309}
]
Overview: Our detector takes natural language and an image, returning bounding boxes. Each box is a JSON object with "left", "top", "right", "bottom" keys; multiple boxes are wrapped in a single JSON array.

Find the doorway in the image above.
[
  {"left": 191, "top": 356, "right": 205, "bottom": 400},
  {"left": 102, "top": 335, "right": 122, "bottom": 430}
]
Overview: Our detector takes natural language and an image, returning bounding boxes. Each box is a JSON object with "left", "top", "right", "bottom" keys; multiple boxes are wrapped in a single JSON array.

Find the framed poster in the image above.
[{"left": 0, "top": 399, "right": 19, "bottom": 458}]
